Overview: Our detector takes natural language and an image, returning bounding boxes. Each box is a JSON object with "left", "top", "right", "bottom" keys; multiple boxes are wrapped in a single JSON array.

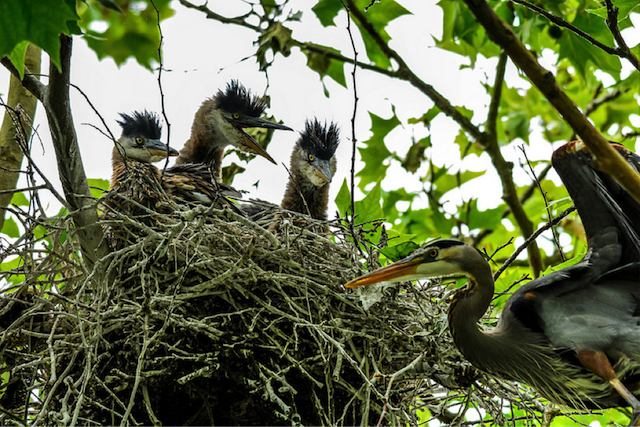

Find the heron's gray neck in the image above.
[{"left": 448, "top": 268, "right": 505, "bottom": 374}]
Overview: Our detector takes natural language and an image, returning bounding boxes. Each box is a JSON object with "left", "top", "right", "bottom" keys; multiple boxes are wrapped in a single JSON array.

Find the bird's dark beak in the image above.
[
  {"left": 238, "top": 116, "right": 293, "bottom": 132},
  {"left": 314, "top": 158, "right": 333, "bottom": 183},
  {"left": 344, "top": 255, "right": 423, "bottom": 288},
  {"left": 234, "top": 117, "right": 291, "bottom": 165},
  {"left": 238, "top": 132, "right": 278, "bottom": 165},
  {"left": 147, "top": 139, "right": 179, "bottom": 159}
]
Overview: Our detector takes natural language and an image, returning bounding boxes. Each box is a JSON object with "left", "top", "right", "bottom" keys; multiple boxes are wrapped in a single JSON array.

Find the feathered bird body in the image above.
[
  {"left": 445, "top": 241, "right": 640, "bottom": 410},
  {"left": 164, "top": 163, "right": 241, "bottom": 205},
  {"left": 280, "top": 119, "right": 339, "bottom": 220}
]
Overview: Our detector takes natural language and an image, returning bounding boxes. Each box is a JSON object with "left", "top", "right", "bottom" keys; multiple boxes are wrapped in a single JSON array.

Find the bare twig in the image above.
[
  {"left": 519, "top": 146, "right": 564, "bottom": 261},
  {"left": 494, "top": 205, "right": 576, "bottom": 280}
]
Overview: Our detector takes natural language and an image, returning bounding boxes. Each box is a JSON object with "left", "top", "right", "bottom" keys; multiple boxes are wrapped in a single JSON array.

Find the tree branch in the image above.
[
  {"left": 604, "top": 0, "right": 640, "bottom": 71},
  {"left": 462, "top": 0, "right": 640, "bottom": 205},
  {"left": 511, "top": 0, "right": 640, "bottom": 71},
  {"left": 481, "top": 49, "right": 543, "bottom": 277},
  {"left": 510, "top": 0, "right": 619, "bottom": 54},
  {"left": 0, "top": 44, "right": 42, "bottom": 230},
  {"left": 0, "top": 58, "right": 47, "bottom": 102},
  {"left": 344, "top": 0, "right": 485, "bottom": 141},
  {"left": 178, "top": 0, "right": 262, "bottom": 32},
  {"left": 40, "top": 35, "right": 107, "bottom": 266}
]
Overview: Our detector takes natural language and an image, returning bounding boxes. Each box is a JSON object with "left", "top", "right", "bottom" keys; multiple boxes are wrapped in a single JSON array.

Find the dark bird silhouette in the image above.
[
  {"left": 279, "top": 119, "right": 339, "bottom": 220},
  {"left": 345, "top": 140, "right": 640, "bottom": 424},
  {"left": 175, "top": 80, "right": 292, "bottom": 182},
  {"left": 107, "top": 111, "right": 178, "bottom": 216}
]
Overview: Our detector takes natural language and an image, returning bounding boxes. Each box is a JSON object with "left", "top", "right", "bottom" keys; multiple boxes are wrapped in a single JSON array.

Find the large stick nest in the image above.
[{"left": 0, "top": 194, "right": 547, "bottom": 426}]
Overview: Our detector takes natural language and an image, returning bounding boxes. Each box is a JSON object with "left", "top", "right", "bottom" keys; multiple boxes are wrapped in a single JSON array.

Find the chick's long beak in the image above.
[
  {"left": 239, "top": 116, "right": 293, "bottom": 132},
  {"left": 239, "top": 132, "right": 277, "bottom": 164},
  {"left": 235, "top": 117, "right": 292, "bottom": 165},
  {"left": 344, "top": 256, "right": 423, "bottom": 288},
  {"left": 315, "top": 158, "right": 333, "bottom": 183},
  {"left": 147, "top": 139, "right": 179, "bottom": 159}
]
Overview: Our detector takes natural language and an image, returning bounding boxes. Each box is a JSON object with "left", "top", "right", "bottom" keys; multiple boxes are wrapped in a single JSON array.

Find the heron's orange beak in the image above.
[{"left": 344, "top": 256, "right": 422, "bottom": 288}]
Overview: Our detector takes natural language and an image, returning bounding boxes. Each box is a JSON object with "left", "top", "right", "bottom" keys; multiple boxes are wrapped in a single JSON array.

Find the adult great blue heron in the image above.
[{"left": 345, "top": 141, "right": 640, "bottom": 424}]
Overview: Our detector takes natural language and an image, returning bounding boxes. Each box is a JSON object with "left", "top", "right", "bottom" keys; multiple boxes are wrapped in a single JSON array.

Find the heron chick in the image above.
[
  {"left": 280, "top": 119, "right": 339, "bottom": 221},
  {"left": 108, "top": 111, "right": 178, "bottom": 215},
  {"left": 176, "top": 80, "right": 292, "bottom": 182}
]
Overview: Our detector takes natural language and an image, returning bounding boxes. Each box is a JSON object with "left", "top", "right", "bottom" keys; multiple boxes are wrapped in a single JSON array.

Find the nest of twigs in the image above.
[{"left": 0, "top": 193, "right": 547, "bottom": 426}]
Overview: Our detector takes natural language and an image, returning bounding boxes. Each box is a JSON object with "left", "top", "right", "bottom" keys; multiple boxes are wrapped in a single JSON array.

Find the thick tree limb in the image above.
[
  {"left": 0, "top": 44, "right": 41, "bottom": 231},
  {"left": 2, "top": 36, "right": 108, "bottom": 266},
  {"left": 462, "top": 0, "right": 640, "bottom": 204},
  {"left": 40, "top": 36, "right": 107, "bottom": 266},
  {"left": 483, "top": 51, "right": 543, "bottom": 276}
]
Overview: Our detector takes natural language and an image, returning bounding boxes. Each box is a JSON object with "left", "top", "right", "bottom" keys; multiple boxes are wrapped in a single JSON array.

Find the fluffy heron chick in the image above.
[
  {"left": 109, "top": 111, "right": 178, "bottom": 214},
  {"left": 176, "top": 80, "right": 292, "bottom": 182},
  {"left": 280, "top": 119, "right": 339, "bottom": 221}
]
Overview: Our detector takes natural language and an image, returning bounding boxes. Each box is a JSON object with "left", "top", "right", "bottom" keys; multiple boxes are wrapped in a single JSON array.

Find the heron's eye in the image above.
[
  {"left": 308, "top": 154, "right": 314, "bottom": 162},
  {"left": 428, "top": 248, "right": 438, "bottom": 258},
  {"left": 136, "top": 137, "right": 144, "bottom": 145},
  {"left": 233, "top": 113, "right": 240, "bottom": 119}
]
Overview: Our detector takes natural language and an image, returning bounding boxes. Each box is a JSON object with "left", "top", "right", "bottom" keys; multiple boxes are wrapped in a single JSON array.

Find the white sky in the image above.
[{"left": 2, "top": 0, "right": 637, "bottom": 246}]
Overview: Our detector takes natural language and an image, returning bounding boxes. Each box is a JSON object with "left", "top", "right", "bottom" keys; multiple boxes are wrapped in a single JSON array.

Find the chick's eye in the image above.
[
  {"left": 136, "top": 137, "right": 144, "bottom": 145},
  {"left": 233, "top": 113, "right": 240, "bottom": 119},
  {"left": 308, "top": 154, "right": 314, "bottom": 162},
  {"left": 428, "top": 249, "right": 438, "bottom": 258}
]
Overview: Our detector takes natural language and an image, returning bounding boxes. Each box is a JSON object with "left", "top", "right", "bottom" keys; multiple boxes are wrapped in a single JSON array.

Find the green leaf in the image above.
[
  {"left": 502, "top": 111, "right": 530, "bottom": 143},
  {"left": 257, "top": 22, "right": 294, "bottom": 70},
  {"left": 312, "top": 0, "right": 342, "bottom": 27},
  {"left": 95, "top": 0, "right": 123, "bottom": 13},
  {"left": 431, "top": 205, "right": 455, "bottom": 235},
  {"left": 1, "top": 217, "right": 20, "bottom": 238},
  {"left": 381, "top": 188, "right": 416, "bottom": 222},
  {"left": 430, "top": 166, "right": 485, "bottom": 195},
  {"left": 435, "top": 0, "right": 500, "bottom": 65},
  {"left": 221, "top": 163, "right": 246, "bottom": 186},
  {"left": 304, "top": 44, "right": 347, "bottom": 88},
  {"left": 335, "top": 178, "right": 352, "bottom": 217},
  {"left": 80, "top": 0, "right": 174, "bottom": 70},
  {"left": 7, "top": 41, "right": 30, "bottom": 78},
  {"left": 379, "top": 240, "right": 420, "bottom": 262},
  {"left": 10, "top": 191, "right": 29, "bottom": 207},
  {"left": 401, "top": 136, "right": 430, "bottom": 173},
  {"left": 354, "top": 180, "right": 383, "bottom": 225},
  {"left": 466, "top": 202, "right": 505, "bottom": 231},
  {"left": 88, "top": 178, "right": 109, "bottom": 199},
  {"left": 0, "top": 0, "right": 78, "bottom": 74},
  {"left": 557, "top": 13, "right": 621, "bottom": 79},
  {"left": 587, "top": 0, "right": 640, "bottom": 21},
  {"left": 356, "top": 111, "right": 400, "bottom": 189}
]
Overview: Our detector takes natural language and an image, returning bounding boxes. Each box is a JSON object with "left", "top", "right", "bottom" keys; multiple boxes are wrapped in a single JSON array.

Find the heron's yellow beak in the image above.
[{"left": 344, "top": 256, "right": 422, "bottom": 288}]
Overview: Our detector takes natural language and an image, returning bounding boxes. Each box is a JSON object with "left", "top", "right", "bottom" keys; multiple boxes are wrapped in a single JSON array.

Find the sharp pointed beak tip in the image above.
[
  {"left": 315, "top": 160, "right": 333, "bottom": 183},
  {"left": 242, "top": 136, "right": 277, "bottom": 165},
  {"left": 147, "top": 140, "right": 179, "bottom": 158}
]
